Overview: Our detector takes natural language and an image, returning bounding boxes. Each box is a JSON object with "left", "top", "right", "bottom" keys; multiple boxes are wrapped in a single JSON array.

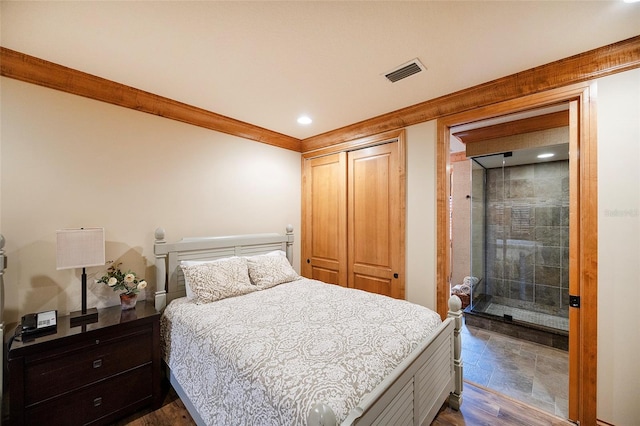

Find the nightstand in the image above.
[{"left": 6, "top": 301, "right": 162, "bottom": 426}]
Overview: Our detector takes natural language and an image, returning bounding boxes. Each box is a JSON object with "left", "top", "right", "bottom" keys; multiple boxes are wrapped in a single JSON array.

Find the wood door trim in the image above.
[
  {"left": 302, "top": 35, "right": 639, "bottom": 153},
  {"left": 450, "top": 152, "right": 468, "bottom": 163},
  {"left": 0, "top": 47, "right": 301, "bottom": 152},
  {"left": 436, "top": 82, "right": 597, "bottom": 425},
  {"left": 579, "top": 82, "right": 599, "bottom": 425},
  {"left": 302, "top": 129, "right": 405, "bottom": 159},
  {"left": 453, "top": 110, "right": 569, "bottom": 144},
  {"left": 567, "top": 100, "right": 581, "bottom": 421}
]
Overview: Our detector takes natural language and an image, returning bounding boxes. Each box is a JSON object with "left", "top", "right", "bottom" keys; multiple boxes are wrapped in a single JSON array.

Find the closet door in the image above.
[
  {"left": 348, "top": 142, "right": 405, "bottom": 299},
  {"left": 301, "top": 152, "right": 348, "bottom": 286}
]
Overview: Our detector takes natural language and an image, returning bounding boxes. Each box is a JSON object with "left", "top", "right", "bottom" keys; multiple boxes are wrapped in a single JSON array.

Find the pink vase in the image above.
[{"left": 119, "top": 293, "right": 138, "bottom": 310}]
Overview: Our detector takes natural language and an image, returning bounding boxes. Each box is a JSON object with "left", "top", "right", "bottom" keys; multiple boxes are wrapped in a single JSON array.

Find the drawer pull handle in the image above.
[
  {"left": 95, "top": 339, "right": 100, "bottom": 345},
  {"left": 93, "top": 359, "right": 102, "bottom": 369},
  {"left": 93, "top": 397, "right": 102, "bottom": 407}
]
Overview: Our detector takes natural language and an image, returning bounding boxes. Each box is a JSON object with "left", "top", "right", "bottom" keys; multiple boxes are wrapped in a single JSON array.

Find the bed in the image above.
[{"left": 154, "top": 226, "right": 463, "bottom": 425}]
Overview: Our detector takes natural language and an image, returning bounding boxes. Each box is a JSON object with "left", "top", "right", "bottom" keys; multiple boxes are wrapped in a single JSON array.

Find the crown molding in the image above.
[
  {"left": 0, "top": 47, "right": 302, "bottom": 152},
  {"left": 2, "top": 35, "right": 639, "bottom": 155}
]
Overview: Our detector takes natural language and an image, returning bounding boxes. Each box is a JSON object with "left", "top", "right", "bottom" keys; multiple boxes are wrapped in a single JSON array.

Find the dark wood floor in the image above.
[{"left": 115, "top": 380, "right": 574, "bottom": 426}]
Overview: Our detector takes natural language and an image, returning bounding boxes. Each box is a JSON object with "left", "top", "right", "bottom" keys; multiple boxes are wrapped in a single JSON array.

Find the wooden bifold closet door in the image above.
[{"left": 302, "top": 140, "right": 405, "bottom": 299}]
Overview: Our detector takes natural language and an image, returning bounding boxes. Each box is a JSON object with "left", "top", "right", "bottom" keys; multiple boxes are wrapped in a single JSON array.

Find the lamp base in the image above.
[{"left": 69, "top": 308, "right": 98, "bottom": 327}]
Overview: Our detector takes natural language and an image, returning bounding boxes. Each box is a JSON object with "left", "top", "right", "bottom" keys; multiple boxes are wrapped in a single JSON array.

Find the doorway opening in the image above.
[
  {"left": 437, "top": 82, "right": 598, "bottom": 424},
  {"left": 448, "top": 108, "right": 571, "bottom": 417}
]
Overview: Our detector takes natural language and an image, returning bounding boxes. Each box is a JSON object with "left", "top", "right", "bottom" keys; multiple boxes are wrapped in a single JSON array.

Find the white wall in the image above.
[
  {"left": 596, "top": 68, "right": 640, "bottom": 425},
  {"left": 406, "top": 121, "right": 437, "bottom": 310},
  {"left": 451, "top": 159, "right": 471, "bottom": 286},
  {"left": 0, "top": 77, "right": 301, "bottom": 323}
]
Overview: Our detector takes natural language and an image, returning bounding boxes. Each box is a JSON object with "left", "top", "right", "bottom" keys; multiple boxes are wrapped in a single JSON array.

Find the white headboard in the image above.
[{"left": 153, "top": 226, "right": 294, "bottom": 310}]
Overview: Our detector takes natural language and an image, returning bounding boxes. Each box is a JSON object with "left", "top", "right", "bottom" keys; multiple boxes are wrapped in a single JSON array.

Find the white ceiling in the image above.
[{"left": 2, "top": 1, "right": 639, "bottom": 140}]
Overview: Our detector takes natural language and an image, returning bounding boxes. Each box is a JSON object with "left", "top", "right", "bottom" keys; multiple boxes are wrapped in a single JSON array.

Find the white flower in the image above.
[
  {"left": 137, "top": 280, "right": 147, "bottom": 290},
  {"left": 107, "top": 277, "right": 118, "bottom": 286},
  {"left": 124, "top": 273, "right": 135, "bottom": 283}
]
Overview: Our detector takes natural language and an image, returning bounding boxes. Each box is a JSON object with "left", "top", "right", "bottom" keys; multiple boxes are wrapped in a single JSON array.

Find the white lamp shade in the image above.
[{"left": 56, "top": 228, "right": 105, "bottom": 270}]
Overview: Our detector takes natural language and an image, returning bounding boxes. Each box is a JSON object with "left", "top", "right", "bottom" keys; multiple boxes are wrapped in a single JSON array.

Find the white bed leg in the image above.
[
  {"left": 307, "top": 402, "right": 337, "bottom": 426},
  {"left": 448, "top": 295, "right": 464, "bottom": 410},
  {"left": 154, "top": 227, "right": 168, "bottom": 311}
]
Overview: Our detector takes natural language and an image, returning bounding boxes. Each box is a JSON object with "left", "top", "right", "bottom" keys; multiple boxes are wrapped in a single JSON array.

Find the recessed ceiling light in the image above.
[
  {"left": 297, "top": 115, "right": 312, "bottom": 125},
  {"left": 537, "top": 153, "right": 554, "bottom": 159}
]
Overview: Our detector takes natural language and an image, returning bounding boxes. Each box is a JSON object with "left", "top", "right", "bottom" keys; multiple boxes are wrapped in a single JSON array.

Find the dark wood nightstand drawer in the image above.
[
  {"left": 8, "top": 302, "right": 162, "bottom": 426},
  {"left": 24, "top": 327, "right": 152, "bottom": 405},
  {"left": 25, "top": 363, "right": 153, "bottom": 426},
  {"left": 7, "top": 302, "right": 162, "bottom": 426}
]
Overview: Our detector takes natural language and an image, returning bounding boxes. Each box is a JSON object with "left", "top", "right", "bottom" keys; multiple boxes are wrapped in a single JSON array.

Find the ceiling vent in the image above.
[{"left": 384, "top": 59, "right": 426, "bottom": 83}]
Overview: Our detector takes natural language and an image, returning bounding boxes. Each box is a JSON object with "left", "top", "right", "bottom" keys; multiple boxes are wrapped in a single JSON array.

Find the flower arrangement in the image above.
[{"left": 97, "top": 261, "right": 147, "bottom": 295}]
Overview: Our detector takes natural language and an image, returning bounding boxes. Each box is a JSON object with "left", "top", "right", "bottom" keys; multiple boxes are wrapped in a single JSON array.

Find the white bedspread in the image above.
[{"left": 161, "top": 278, "right": 442, "bottom": 425}]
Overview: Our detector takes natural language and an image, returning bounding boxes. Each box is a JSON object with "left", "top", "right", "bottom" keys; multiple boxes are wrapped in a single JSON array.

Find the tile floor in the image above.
[{"left": 461, "top": 318, "right": 569, "bottom": 418}]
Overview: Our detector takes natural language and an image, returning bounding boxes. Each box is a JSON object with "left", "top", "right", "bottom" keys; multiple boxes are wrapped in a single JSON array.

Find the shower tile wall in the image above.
[{"left": 485, "top": 160, "right": 569, "bottom": 317}]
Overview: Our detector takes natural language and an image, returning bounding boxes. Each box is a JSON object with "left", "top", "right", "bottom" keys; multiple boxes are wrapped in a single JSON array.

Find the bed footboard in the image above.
[
  {"left": 448, "top": 295, "right": 464, "bottom": 410},
  {"left": 308, "top": 295, "right": 463, "bottom": 426}
]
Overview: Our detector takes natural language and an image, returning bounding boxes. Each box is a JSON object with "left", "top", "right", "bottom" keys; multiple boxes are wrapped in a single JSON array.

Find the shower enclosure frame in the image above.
[{"left": 468, "top": 152, "right": 571, "bottom": 327}]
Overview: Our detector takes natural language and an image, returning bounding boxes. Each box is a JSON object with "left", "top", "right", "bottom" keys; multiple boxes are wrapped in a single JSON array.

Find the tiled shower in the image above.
[{"left": 469, "top": 157, "right": 570, "bottom": 335}]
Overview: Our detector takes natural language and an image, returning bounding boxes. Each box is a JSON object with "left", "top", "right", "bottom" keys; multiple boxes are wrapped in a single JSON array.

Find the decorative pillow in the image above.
[
  {"left": 180, "top": 257, "right": 236, "bottom": 300},
  {"left": 180, "top": 257, "right": 254, "bottom": 304},
  {"left": 246, "top": 251, "right": 300, "bottom": 289},
  {"left": 180, "top": 259, "right": 208, "bottom": 300}
]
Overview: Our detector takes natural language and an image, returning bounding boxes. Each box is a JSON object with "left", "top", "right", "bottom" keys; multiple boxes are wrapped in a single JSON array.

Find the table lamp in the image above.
[{"left": 56, "top": 228, "right": 105, "bottom": 327}]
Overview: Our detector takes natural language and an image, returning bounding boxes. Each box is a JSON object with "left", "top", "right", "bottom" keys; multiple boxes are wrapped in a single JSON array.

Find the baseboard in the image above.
[{"left": 597, "top": 419, "right": 615, "bottom": 426}]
